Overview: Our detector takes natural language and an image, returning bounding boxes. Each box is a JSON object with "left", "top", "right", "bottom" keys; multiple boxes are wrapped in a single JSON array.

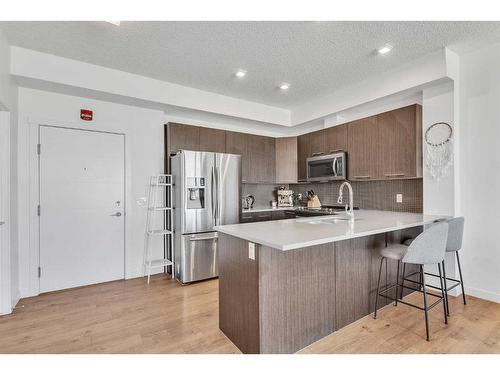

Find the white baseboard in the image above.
[
  {"left": 0, "top": 308, "right": 13, "bottom": 316},
  {"left": 466, "top": 286, "right": 500, "bottom": 304}
]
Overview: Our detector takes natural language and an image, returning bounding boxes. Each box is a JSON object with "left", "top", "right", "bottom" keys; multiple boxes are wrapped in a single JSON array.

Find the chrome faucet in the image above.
[{"left": 337, "top": 181, "right": 354, "bottom": 219}]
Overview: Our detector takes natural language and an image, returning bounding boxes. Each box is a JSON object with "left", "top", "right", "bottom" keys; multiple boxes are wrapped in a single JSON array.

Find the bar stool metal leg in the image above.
[
  {"left": 400, "top": 263, "right": 406, "bottom": 300},
  {"left": 441, "top": 260, "right": 450, "bottom": 316},
  {"left": 437, "top": 263, "right": 448, "bottom": 325},
  {"left": 456, "top": 252, "right": 467, "bottom": 305},
  {"left": 421, "top": 265, "right": 430, "bottom": 341},
  {"left": 395, "top": 260, "right": 400, "bottom": 306},
  {"left": 373, "top": 256, "right": 384, "bottom": 319},
  {"left": 420, "top": 267, "right": 423, "bottom": 291}
]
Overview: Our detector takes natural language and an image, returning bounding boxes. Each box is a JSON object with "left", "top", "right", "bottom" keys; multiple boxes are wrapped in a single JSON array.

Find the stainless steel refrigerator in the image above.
[{"left": 171, "top": 150, "right": 241, "bottom": 283}]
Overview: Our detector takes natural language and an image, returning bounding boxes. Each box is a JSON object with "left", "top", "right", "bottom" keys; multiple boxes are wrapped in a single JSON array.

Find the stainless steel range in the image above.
[{"left": 171, "top": 150, "right": 241, "bottom": 283}]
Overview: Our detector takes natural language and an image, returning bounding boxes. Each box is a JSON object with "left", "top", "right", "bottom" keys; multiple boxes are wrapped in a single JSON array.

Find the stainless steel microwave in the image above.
[{"left": 307, "top": 152, "right": 347, "bottom": 182}]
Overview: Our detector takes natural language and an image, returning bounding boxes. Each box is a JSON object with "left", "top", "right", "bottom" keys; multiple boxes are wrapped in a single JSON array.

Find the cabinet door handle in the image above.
[
  {"left": 329, "top": 149, "right": 343, "bottom": 153},
  {"left": 353, "top": 175, "right": 371, "bottom": 179},
  {"left": 311, "top": 152, "right": 325, "bottom": 157},
  {"left": 385, "top": 173, "right": 405, "bottom": 177}
]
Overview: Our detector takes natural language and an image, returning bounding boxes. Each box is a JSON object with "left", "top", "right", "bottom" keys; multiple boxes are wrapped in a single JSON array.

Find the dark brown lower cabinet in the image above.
[
  {"left": 218, "top": 226, "right": 422, "bottom": 354},
  {"left": 240, "top": 210, "right": 289, "bottom": 223},
  {"left": 334, "top": 231, "right": 419, "bottom": 330}
]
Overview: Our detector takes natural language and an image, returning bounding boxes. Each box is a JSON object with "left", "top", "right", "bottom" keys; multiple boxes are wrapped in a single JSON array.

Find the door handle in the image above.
[
  {"left": 211, "top": 167, "right": 216, "bottom": 220},
  {"left": 0, "top": 221, "right": 5, "bottom": 226},
  {"left": 110, "top": 212, "right": 122, "bottom": 217}
]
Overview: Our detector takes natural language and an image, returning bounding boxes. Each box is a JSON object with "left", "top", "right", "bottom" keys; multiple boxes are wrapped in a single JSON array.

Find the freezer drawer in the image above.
[{"left": 175, "top": 232, "right": 218, "bottom": 283}]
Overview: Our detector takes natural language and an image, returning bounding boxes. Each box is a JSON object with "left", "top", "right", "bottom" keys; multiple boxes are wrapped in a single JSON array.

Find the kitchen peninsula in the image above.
[{"left": 215, "top": 210, "right": 445, "bottom": 354}]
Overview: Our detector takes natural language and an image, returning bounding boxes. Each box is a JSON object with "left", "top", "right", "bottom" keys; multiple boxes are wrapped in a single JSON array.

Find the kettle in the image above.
[{"left": 245, "top": 194, "right": 255, "bottom": 209}]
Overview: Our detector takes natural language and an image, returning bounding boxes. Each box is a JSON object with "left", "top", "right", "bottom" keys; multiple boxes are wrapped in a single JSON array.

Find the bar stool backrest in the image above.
[
  {"left": 402, "top": 222, "right": 449, "bottom": 265},
  {"left": 445, "top": 216, "right": 464, "bottom": 252}
]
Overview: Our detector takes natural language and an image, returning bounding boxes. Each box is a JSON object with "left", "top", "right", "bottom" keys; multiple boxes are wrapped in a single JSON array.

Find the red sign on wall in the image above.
[{"left": 80, "top": 109, "right": 93, "bottom": 121}]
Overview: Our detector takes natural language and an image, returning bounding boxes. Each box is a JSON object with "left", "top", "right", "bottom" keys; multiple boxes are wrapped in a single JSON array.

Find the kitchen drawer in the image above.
[
  {"left": 240, "top": 211, "right": 273, "bottom": 223},
  {"left": 241, "top": 210, "right": 293, "bottom": 223},
  {"left": 271, "top": 211, "right": 287, "bottom": 220}
]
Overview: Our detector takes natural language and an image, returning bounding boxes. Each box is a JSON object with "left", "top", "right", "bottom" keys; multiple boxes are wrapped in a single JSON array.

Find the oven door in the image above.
[{"left": 307, "top": 152, "right": 346, "bottom": 182}]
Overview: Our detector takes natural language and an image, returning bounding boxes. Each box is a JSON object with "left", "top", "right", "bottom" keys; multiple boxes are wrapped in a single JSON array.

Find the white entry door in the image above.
[{"left": 39, "top": 126, "right": 125, "bottom": 293}]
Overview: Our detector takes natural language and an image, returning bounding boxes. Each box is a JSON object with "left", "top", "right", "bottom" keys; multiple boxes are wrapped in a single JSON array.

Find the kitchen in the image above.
[
  {"left": 167, "top": 104, "right": 438, "bottom": 353},
  {"left": 1, "top": 14, "right": 500, "bottom": 369}
]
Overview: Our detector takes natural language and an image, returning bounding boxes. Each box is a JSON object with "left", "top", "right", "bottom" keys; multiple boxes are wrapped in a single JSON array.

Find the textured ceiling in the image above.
[{"left": 2, "top": 21, "right": 500, "bottom": 109}]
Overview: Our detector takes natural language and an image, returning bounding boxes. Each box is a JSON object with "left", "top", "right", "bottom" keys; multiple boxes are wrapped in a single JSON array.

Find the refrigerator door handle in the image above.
[
  {"left": 211, "top": 166, "right": 216, "bottom": 221},
  {"left": 214, "top": 164, "right": 219, "bottom": 224}
]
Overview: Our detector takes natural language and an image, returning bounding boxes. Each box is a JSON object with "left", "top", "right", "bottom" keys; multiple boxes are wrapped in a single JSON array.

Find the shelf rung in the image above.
[
  {"left": 147, "top": 259, "right": 173, "bottom": 268},
  {"left": 147, "top": 229, "right": 172, "bottom": 236}
]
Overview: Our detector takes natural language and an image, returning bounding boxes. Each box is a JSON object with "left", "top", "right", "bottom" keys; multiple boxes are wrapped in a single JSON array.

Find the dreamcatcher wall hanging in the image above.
[{"left": 425, "top": 122, "right": 453, "bottom": 181}]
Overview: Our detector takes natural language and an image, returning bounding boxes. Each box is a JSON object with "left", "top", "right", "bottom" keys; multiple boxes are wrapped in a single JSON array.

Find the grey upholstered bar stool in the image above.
[
  {"left": 373, "top": 222, "right": 449, "bottom": 341},
  {"left": 403, "top": 217, "right": 466, "bottom": 316}
]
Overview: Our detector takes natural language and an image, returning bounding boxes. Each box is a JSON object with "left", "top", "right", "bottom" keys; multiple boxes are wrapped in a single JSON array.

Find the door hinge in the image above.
[
  {"left": 37, "top": 143, "right": 41, "bottom": 155},
  {"left": 37, "top": 205, "right": 41, "bottom": 216},
  {"left": 38, "top": 267, "right": 41, "bottom": 278}
]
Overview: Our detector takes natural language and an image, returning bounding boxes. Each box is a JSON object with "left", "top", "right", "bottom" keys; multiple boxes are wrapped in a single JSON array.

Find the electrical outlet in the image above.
[
  {"left": 248, "top": 242, "right": 255, "bottom": 260},
  {"left": 396, "top": 194, "right": 403, "bottom": 203}
]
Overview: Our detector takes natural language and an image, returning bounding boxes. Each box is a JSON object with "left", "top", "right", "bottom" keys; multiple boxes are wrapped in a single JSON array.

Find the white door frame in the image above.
[
  {"left": 31, "top": 122, "right": 126, "bottom": 295},
  {"left": 0, "top": 111, "right": 11, "bottom": 314}
]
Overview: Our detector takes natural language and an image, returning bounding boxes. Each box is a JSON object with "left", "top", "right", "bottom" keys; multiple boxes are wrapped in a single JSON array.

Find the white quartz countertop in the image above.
[{"left": 215, "top": 210, "right": 446, "bottom": 251}]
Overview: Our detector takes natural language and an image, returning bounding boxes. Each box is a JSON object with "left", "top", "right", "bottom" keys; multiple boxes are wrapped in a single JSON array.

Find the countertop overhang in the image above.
[{"left": 215, "top": 210, "right": 446, "bottom": 251}]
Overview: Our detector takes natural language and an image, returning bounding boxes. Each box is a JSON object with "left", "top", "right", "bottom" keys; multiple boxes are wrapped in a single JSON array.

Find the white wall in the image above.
[
  {"left": 422, "top": 81, "right": 455, "bottom": 216},
  {"left": 456, "top": 42, "right": 500, "bottom": 303},
  {"left": 0, "top": 28, "right": 19, "bottom": 314},
  {"left": 421, "top": 80, "right": 459, "bottom": 291},
  {"left": 17, "top": 88, "right": 166, "bottom": 297}
]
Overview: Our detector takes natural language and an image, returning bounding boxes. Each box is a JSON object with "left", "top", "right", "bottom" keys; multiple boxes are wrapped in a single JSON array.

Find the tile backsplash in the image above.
[
  {"left": 242, "top": 179, "right": 423, "bottom": 213},
  {"left": 242, "top": 183, "right": 289, "bottom": 208},
  {"left": 290, "top": 179, "right": 423, "bottom": 213}
]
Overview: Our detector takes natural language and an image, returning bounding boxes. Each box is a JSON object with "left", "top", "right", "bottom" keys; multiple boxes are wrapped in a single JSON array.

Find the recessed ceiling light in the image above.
[
  {"left": 235, "top": 69, "right": 247, "bottom": 78},
  {"left": 279, "top": 82, "right": 290, "bottom": 91},
  {"left": 105, "top": 21, "right": 121, "bottom": 26},
  {"left": 377, "top": 43, "right": 393, "bottom": 55}
]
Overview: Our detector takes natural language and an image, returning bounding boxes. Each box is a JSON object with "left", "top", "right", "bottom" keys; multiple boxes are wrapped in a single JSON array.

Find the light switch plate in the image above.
[
  {"left": 396, "top": 194, "right": 403, "bottom": 203},
  {"left": 248, "top": 242, "right": 255, "bottom": 260}
]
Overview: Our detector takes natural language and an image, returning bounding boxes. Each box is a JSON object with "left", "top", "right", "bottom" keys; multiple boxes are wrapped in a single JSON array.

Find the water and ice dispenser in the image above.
[{"left": 186, "top": 177, "right": 205, "bottom": 209}]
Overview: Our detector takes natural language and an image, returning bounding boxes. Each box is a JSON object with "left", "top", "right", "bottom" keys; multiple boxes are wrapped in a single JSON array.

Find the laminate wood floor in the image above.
[{"left": 0, "top": 274, "right": 499, "bottom": 354}]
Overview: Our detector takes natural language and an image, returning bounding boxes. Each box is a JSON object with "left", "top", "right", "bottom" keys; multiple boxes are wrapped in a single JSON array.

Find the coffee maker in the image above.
[{"left": 277, "top": 186, "right": 294, "bottom": 207}]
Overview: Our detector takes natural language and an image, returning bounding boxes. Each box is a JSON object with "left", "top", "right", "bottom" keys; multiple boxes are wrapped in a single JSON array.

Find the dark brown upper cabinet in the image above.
[
  {"left": 167, "top": 104, "right": 422, "bottom": 183},
  {"left": 168, "top": 123, "right": 200, "bottom": 155},
  {"left": 297, "top": 129, "right": 326, "bottom": 181},
  {"left": 244, "top": 134, "right": 276, "bottom": 184},
  {"left": 167, "top": 123, "right": 226, "bottom": 155},
  {"left": 225, "top": 131, "right": 250, "bottom": 182},
  {"left": 347, "top": 104, "right": 422, "bottom": 181},
  {"left": 347, "top": 116, "right": 381, "bottom": 180},
  {"left": 325, "top": 124, "right": 348, "bottom": 154},
  {"left": 275, "top": 137, "right": 298, "bottom": 183},
  {"left": 225, "top": 131, "right": 275, "bottom": 184},
  {"left": 377, "top": 104, "right": 422, "bottom": 179},
  {"left": 199, "top": 127, "right": 226, "bottom": 153}
]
